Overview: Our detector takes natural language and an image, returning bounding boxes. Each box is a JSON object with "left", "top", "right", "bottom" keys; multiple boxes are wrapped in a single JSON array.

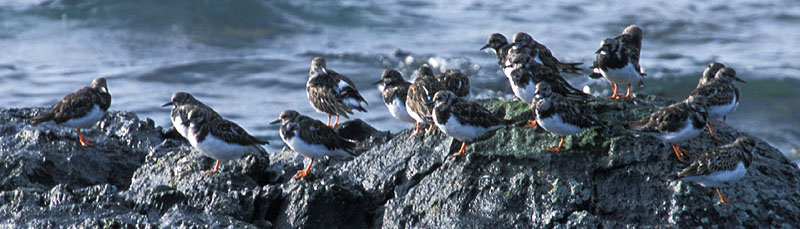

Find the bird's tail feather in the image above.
[
  {"left": 559, "top": 62, "right": 583, "bottom": 73},
  {"left": 30, "top": 112, "right": 54, "bottom": 125}
]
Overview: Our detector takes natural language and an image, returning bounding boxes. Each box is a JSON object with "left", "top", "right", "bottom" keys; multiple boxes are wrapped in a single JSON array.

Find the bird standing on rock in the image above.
[
  {"left": 182, "top": 103, "right": 268, "bottom": 174},
  {"left": 406, "top": 65, "right": 446, "bottom": 135},
  {"left": 272, "top": 110, "right": 356, "bottom": 179},
  {"left": 506, "top": 53, "right": 588, "bottom": 103},
  {"left": 162, "top": 92, "right": 221, "bottom": 139},
  {"left": 627, "top": 96, "right": 709, "bottom": 163},
  {"left": 431, "top": 90, "right": 509, "bottom": 158},
  {"left": 670, "top": 136, "right": 756, "bottom": 205},
  {"left": 687, "top": 67, "right": 745, "bottom": 140},
  {"left": 373, "top": 69, "right": 415, "bottom": 124},
  {"left": 529, "top": 82, "right": 603, "bottom": 152},
  {"left": 30, "top": 77, "right": 111, "bottom": 147},
  {"left": 306, "top": 57, "right": 368, "bottom": 127},
  {"left": 590, "top": 24, "right": 645, "bottom": 99}
]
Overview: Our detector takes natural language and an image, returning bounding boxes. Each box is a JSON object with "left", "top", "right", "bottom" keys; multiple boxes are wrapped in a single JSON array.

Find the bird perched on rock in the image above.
[
  {"left": 162, "top": 92, "right": 221, "bottom": 139},
  {"left": 436, "top": 69, "right": 471, "bottom": 98},
  {"left": 272, "top": 110, "right": 356, "bottom": 179},
  {"left": 506, "top": 53, "right": 588, "bottom": 103},
  {"left": 688, "top": 67, "right": 745, "bottom": 140},
  {"left": 30, "top": 77, "right": 111, "bottom": 147},
  {"left": 373, "top": 69, "right": 415, "bottom": 124},
  {"left": 529, "top": 82, "right": 603, "bottom": 152},
  {"left": 431, "top": 90, "right": 509, "bottom": 158},
  {"left": 627, "top": 97, "right": 709, "bottom": 163},
  {"left": 406, "top": 65, "right": 446, "bottom": 134},
  {"left": 183, "top": 104, "right": 268, "bottom": 174},
  {"left": 508, "top": 32, "right": 582, "bottom": 74},
  {"left": 306, "top": 57, "right": 368, "bottom": 126},
  {"left": 590, "top": 24, "right": 645, "bottom": 99},
  {"left": 670, "top": 136, "right": 756, "bottom": 205}
]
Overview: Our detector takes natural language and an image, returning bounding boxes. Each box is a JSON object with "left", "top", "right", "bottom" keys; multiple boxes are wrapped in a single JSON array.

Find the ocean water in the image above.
[{"left": 1, "top": 0, "right": 799, "bottom": 159}]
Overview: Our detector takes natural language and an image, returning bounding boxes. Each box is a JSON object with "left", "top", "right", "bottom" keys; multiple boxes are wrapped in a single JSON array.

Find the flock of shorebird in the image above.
[{"left": 26, "top": 24, "right": 753, "bottom": 205}]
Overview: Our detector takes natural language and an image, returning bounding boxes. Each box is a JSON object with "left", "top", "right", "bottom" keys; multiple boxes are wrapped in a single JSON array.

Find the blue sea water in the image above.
[{"left": 1, "top": 0, "right": 798, "bottom": 159}]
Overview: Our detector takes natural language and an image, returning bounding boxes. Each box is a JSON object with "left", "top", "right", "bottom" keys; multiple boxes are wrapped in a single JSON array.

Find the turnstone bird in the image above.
[
  {"left": 529, "top": 82, "right": 603, "bottom": 152},
  {"left": 506, "top": 53, "right": 588, "bottom": 103},
  {"left": 306, "top": 57, "right": 368, "bottom": 126},
  {"left": 509, "top": 32, "right": 582, "bottom": 74},
  {"left": 184, "top": 107, "right": 268, "bottom": 174},
  {"left": 373, "top": 69, "right": 415, "bottom": 124},
  {"left": 480, "top": 33, "right": 512, "bottom": 67},
  {"left": 688, "top": 67, "right": 745, "bottom": 139},
  {"left": 590, "top": 24, "right": 645, "bottom": 99},
  {"left": 430, "top": 91, "right": 508, "bottom": 157},
  {"left": 626, "top": 97, "right": 709, "bottom": 163},
  {"left": 696, "top": 62, "right": 726, "bottom": 89},
  {"left": 406, "top": 65, "right": 446, "bottom": 134},
  {"left": 162, "top": 92, "right": 221, "bottom": 138},
  {"left": 671, "top": 136, "right": 756, "bottom": 204},
  {"left": 436, "top": 69, "right": 471, "bottom": 98},
  {"left": 271, "top": 110, "right": 356, "bottom": 179},
  {"left": 30, "top": 77, "right": 111, "bottom": 147}
]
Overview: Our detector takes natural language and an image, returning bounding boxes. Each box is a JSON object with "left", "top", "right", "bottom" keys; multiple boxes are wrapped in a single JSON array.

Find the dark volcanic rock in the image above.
[
  {"left": 269, "top": 95, "right": 800, "bottom": 228},
  {"left": 2, "top": 94, "right": 800, "bottom": 228},
  {"left": 0, "top": 108, "right": 160, "bottom": 191},
  {"left": 0, "top": 108, "right": 275, "bottom": 228}
]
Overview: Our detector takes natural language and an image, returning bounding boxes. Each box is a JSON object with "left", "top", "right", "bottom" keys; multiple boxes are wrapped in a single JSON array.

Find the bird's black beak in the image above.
[
  {"left": 596, "top": 44, "right": 611, "bottom": 54},
  {"left": 480, "top": 43, "right": 491, "bottom": 51},
  {"left": 734, "top": 76, "right": 747, "bottom": 83},
  {"left": 372, "top": 79, "right": 383, "bottom": 86},
  {"left": 270, "top": 119, "right": 281, "bottom": 124},
  {"left": 162, "top": 102, "right": 173, "bottom": 107},
  {"left": 424, "top": 100, "right": 434, "bottom": 107}
]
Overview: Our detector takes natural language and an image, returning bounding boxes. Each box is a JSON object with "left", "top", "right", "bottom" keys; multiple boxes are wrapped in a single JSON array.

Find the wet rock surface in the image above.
[{"left": 1, "top": 96, "right": 799, "bottom": 228}]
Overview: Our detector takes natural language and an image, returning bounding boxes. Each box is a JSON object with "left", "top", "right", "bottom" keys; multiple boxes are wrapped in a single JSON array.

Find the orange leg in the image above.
[
  {"left": 607, "top": 82, "right": 619, "bottom": 99},
  {"left": 76, "top": 128, "right": 94, "bottom": 147},
  {"left": 617, "top": 84, "right": 632, "bottom": 99},
  {"left": 672, "top": 144, "right": 689, "bottom": 163},
  {"left": 333, "top": 115, "right": 341, "bottom": 126},
  {"left": 452, "top": 142, "right": 467, "bottom": 158},
  {"left": 205, "top": 160, "right": 221, "bottom": 174},
  {"left": 326, "top": 115, "right": 332, "bottom": 126},
  {"left": 523, "top": 120, "right": 538, "bottom": 128},
  {"left": 295, "top": 160, "right": 314, "bottom": 179},
  {"left": 626, "top": 84, "right": 632, "bottom": 98},
  {"left": 706, "top": 123, "right": 721, "bottom": 141},
  {"left": 716, "top": 188, "right": 736, "bottom": 205},
  {"left": 721, "top": 116, "right": 727, "bottom": 128},
  {"left": 427, "top": 123, "right": 436, "bottom": 132},
  {"left": 413, "top": 122, "right": 423, "bottom": 135},
  {"left": 548, "top": 137, "right": 566, "bottom": 152}
]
